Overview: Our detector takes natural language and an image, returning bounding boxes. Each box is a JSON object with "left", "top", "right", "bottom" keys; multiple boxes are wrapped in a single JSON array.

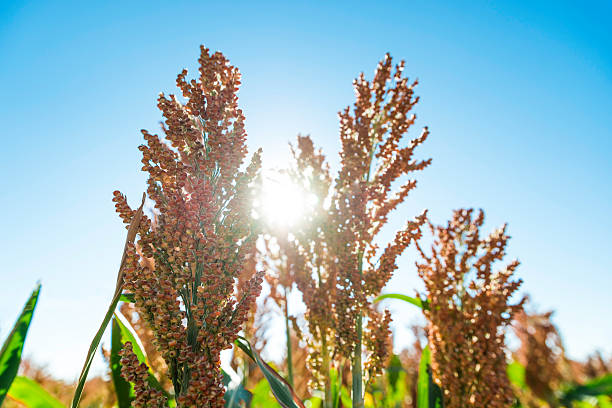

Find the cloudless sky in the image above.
[{"left": 1, "top": 0, "right": 610, "bottom": 381}]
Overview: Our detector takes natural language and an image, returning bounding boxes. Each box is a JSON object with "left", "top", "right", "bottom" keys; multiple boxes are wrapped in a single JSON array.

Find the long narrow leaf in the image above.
[
  {"left": 428, "top": 367, "right": 443, "bottom": 408},
  {"left": 330, "top": 368, "right": 341, "bottom": 408},
  {"left": 560, "top": 374, "right": 612, "bottom": 403},
  {"left": 71, "top": 289, "right": 121, "bottom": 408},
  {"left": 6, "top": 376, "right": 64, "bottom": 408},
  {"left": 71, "top": 193, "right": 146, "bottom": 408},
  {"left": 111, "top": 317, "right": 133, "bottom": 408},
  {"left": 235, "top": 336, "right": 305, "bottom": 408},
  {"left": 417, "top": 345, "right": 430, "bottom": 408},
  {"left": 417, "top": 345, "right": 443, "bottom": 408},
  {"left": 374, "top": 293, "right": 425, "bottom": 310},
  {"left": 112, "top": 312, "right": 167, "bottom": 397},
  {"left": 0, "top": 283, "right": 41, "bottom": 405}
]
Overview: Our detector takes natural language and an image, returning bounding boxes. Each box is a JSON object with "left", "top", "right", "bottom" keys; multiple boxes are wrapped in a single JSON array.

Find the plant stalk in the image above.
[
  {"left": 322, "top": 332, "right": 332, "bottom": 408},
  {"left": 284, "top": 287, "right": 294, "bottom": 387},
  {"left": 352, "top": 312, "right": 364, "bottom": 408}
]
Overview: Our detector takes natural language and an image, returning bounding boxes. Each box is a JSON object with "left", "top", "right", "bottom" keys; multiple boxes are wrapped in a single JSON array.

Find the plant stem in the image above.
[
  {"left": 352, "top": 313, "right": 364, "bottom": 408},
  {"left": 322, "top": 332, "right": 332, "bottom": 408},
  {"left": 284, "top": 286, "right": 294, "bottom": 387},
  {"left": 349, "top": 129, "right": 379, "bottom": 408}
]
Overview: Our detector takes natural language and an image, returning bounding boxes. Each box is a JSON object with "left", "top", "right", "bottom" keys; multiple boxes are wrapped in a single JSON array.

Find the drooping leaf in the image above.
[
  {"left": 374, "top": 293, "right": 426, "bottom": 310},
  {"left": 235, "top": 336, "right": 305, "bottom": 408},
  {"left": 0, "top": 283, "right": 41, "bottom": 405},
  {"left": 111, "top": 317, "right": 134, "bottom": 408},
  {"left": 6, "top": 376, "right": 64, "bottom": 408},
  {"left": 417, "top": 345, "right": 443, "bottom": 408},
  {"left": 71, "top": 193, "right": 146, "bottom": 408}
]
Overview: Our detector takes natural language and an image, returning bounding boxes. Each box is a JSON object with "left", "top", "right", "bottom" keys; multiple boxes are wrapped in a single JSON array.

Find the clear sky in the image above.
[{"left": 1, "top": 0, "right": 610, "bottom": 381}]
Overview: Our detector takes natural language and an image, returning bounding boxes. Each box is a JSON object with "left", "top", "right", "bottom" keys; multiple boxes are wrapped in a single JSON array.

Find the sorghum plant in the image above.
[
  {"left": 583, "top": 352, "right": 612, "bottom": 379},
  {"left": 259, "top": 229, "right": 307, "bottom": 388},
  {"left": 416, "top": 209, "right": 524, "bottom": 408},
  {"left": 263, "top": 54, "right": 431, "bottom": 407},
  {"left": 328, "top": 54, "right": 430, "bottom": 408},
  {"left": 269, "top": 135, "right": 336, "bottom": 400},
  {"left": 514, "top": 309, "right": 566, "bottom": 405},
  {"left": 112, "top": 46, "right": 263, "bottom": 407}
]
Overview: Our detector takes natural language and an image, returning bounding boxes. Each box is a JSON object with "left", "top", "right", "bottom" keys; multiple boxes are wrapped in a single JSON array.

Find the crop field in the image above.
[{"left": 1, "top": 3, "right": 610, "bottom": 408}]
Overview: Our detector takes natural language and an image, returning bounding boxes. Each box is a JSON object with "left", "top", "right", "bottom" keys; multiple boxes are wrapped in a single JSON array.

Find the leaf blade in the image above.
[
  {"left": 417, "top": 345, "right": 430, "bottom": 408},
  {"left": 111, "top": 317, "right": 134, "bottom": 408},
  {"left": 6, "top": 376, "right": 64, "bottom": 408},
  {"left": 235, "top": 336, "right": 305, "bottom": 408},
  {"left": 561, "top": 374, "right": 612, "bottom": 403},
  {"left": 71, "top": 193, "right": 146, "bottom": 408},
  {"left": 112, "top": 312, "right": 169, "bottom": 402},
  {"left": 0, "top": 283, "right": 41, "bottom": 405},
  {"left": 417, "top": 345, "right": 443, "bottom": 408},
  {"left": 374, "top": 293, "right": 424, "bottom": 310}
]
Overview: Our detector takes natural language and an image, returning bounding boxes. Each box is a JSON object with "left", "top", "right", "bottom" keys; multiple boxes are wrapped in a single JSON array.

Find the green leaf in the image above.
[
  {"left": 339, "top": 386, "right": 352, "bottom": 408},
  {"left": 507, "top": 361, "right": 527, "bottom": 390},
  {"left": 0, "top": 283, "right": 41, "bottom": 405},
  {"left": 330, "top": 367, "right": 341, "bottom": 408},
  {"left": 417, "top": 345, "right": 430, "bottom": 408},
  {"left": 374, "top": 293, "right": 425, "bottom": 310},
  {"left": 305, "top": 397, "right": 323, "bottom": 408},
  {"left": 225, "top": 382, "right": 252, "bottom": 408},
  {"left": 71, "top": 287, "right": 122, "bottom": 408},
  {"left": 111, "top": 317, "right": 134, "bottom": 408},
  {"left": 222, "top": 367, "right": 252, "bottom": 407},
  {"left": 71, "top": 193, "right": 146, "bottom": 408},
  {"left": 119, "top": 293, "right": 135, "bottom": 303},
  {"left": 235, "top": 336, "right": 305, "bottom": 408},
  {"left": 597, "top": 395, "right": 612, "bottom": 408},
  {"left": 560, "top": 374, "right": 612, "bottom": 404},
  {"left": 250, "top": 378, "right": 276, "bottom": 408},
  {"left": 417, "top": 345, "right": 443, "bottom": 408},
  {"left": 6, "top": 376, "right": 64, "bottom": 408},
  {"left": 387, "top": 354, "right": 403, "bottom": 391},
  {"left": 112, "top": 312, "right": 171, "bottom": 404}
]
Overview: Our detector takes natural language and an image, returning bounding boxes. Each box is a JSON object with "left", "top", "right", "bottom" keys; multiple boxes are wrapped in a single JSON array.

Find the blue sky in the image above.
[{"left": 1, "top": 1, "right": 610, "bottom": 380}]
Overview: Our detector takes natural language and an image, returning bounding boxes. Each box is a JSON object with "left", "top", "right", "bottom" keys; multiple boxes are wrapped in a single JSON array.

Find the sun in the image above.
[{"left": 255, "top": 171, "right": 316, "bottom": 229}]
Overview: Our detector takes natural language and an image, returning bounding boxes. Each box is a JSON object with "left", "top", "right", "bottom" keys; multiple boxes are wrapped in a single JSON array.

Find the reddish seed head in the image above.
[{"left": 113, "top": 46, "right": 262, "bottom": 407}]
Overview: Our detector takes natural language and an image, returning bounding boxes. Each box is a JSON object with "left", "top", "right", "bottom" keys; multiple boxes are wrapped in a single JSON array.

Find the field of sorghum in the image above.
[{"left": 1, "top": 46, "right": 610, "bottom": 408}]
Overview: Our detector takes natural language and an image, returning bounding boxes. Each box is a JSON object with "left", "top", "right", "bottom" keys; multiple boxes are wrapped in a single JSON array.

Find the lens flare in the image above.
[{"left": 256, "top": 172, "right": 316, "bottom": 228}]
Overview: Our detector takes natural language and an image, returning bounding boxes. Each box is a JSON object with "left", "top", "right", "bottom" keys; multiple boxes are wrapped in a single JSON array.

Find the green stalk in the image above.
[
  {"left": 322, "top": 332, "right": 332, "bottom": 408},
  {"left": 351, "top": 128, "right": 378, "bottom": 408},
  {"left": 352, "top": 247, "right": 366, "bottom": 408},
  {"left": 283, "top": 287, "right": 294, "bottom": 387},
  {"left": 352, "top": 314, "right": 364, "bottom": 408}
]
